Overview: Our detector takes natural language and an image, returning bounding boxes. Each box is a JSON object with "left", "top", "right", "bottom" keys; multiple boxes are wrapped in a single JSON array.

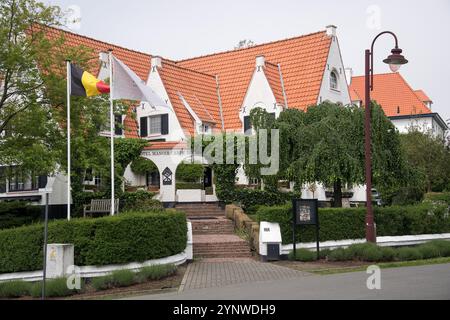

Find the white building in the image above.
[
  {"left": 7, "top": 25, "right": 440, "bottom": 210},
  {"left": 349, "top": 71, "right": 448, "bottom": 139}
]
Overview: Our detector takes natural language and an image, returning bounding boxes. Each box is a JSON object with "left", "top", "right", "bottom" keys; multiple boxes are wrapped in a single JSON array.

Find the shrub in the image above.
[
  {"left": 424, "top": 192, "right": 450, "bottom": 206},
  {"left": 417, "top": 243, "right": 441, "bottom": 259},
  {"left": 130, "top": 157, "right": 158, "bottom": 175},
  {"left": 176, "top": 163, "right": 204, "bottom": 183},
  {"left": 427, "top": 240, "right": 450, "bottom": 257},
  {"left": 319, "top": 249, "right": 332, "bottom": 260},
  {"left": 110, "top": 270, "right": 136, "bottom": 287},
  {"left": 359, "top": 245, "right": 384, "bottom": 262},
  {"left": 288, "top": 249, "right": 317, "bottom": 262},
  {"left": 0, "top": 280, "right": 32, "bottom": 298},
  {"left": 233, "top": 189, "right": 290, "bottom": 214},
  {"left": 379, "top": 247, "right": 396, "bottom": 262},
  {"left": 30, "top": 278, "right": 77, "bottom": 298},
  {"left": 0, "top": 211, "right": 187, "bottom": 273},
  {"left": 135, "top": 264, "right": 177, "bottom": 282},
  {"left": 257, "top": 203, "right": 450, "bottom": 244},
  {"left": 328, "top": 248, "right": 353, "bottom": 261},
  {"left": 396, "top": 247, "right": 423, "bottom": 261},
  {"left": 0, "top": 201, "right": 42, "bottom": 229},
  {"left": 91, "top": 275, "right": 114, "bottom": 291},
  {"left": 120, "top": 191, "right": 160, "bottom": 211}
]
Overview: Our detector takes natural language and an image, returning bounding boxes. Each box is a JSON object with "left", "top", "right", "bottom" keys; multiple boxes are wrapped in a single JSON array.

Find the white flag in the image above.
[{"left": 111, "top": 55, "right": 167, "bottom": 107}]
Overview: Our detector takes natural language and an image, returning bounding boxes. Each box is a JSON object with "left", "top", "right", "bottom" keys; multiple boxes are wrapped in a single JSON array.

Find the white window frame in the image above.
[{"left": 330, "top": 70, "right": 339, "bottom": 91}]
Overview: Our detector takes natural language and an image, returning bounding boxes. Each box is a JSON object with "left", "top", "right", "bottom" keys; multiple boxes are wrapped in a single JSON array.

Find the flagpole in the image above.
[
  {"left": 66, "top": 60, "right": 71, "bottom": 221},
  {"left": 108, "top": 50, "right": 115, "bottom": 216}
]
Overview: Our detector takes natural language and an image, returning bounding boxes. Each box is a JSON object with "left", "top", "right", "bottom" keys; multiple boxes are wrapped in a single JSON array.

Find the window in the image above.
[
  {"left": 201, "top": 124, "right": 212, "bottom": 134},
  {"left": 244, "top": 116, "right": 252, "bottom": 135},
  {"left": 149, "top": 115, "right": 162, "bottom": 135},
  {"left": 6, "top": 167, "right": 46, "bottom": 192},
  {"left": 330, "top": 71, "right": 338, "bottom": 90},
  {"left": 140, "top": 114, "right": 169, "bottom": 137}
]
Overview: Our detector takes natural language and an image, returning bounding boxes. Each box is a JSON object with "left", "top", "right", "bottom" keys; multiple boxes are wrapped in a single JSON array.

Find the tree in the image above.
[
  {"left": 400, "top": 129, "right": 450, "bottom": 193},
  {"left": 269, "top": 102, "right": 407, "bottom": 207},
  {"left": 235, "top": 39, "right": 255, "bottom": 50}
]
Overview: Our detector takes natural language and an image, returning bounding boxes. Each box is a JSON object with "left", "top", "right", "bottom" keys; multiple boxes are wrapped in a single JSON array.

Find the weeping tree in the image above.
[{"left": 254, "top": 102, "right": 408, "bottom": 207}]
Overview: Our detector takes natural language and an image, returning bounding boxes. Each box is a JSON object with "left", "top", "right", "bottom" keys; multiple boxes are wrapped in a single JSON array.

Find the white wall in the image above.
[
  {"left": 141, "top": 68, "right": 187, "bottom": 142},
  {"left": 317, "top": 35, "right": 351, "bottom": 105},
  {"left": 239, "top": 64, "right": 284, "bottom": 133}
]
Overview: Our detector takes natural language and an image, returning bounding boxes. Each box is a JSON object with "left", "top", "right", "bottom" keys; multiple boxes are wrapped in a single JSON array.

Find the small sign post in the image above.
[{"left": 292, "top": 199, "right": 320, "bottom": 260}]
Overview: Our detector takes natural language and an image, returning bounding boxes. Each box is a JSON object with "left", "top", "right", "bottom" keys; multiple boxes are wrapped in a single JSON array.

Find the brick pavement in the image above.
[{"left": 179, "top": 258, "right": 311, "bottom": 291}]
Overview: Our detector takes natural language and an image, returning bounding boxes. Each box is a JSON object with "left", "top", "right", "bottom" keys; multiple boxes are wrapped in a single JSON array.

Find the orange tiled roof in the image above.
[
  {"left": 349, "top": 73, "right": 432, "bottom": 117},
  {"left": 44, "top": 27, "right": 332, "bottom": 133},
  {"left": 158, "top": 62, "right": 220, "bottom": 135},
  {"left": 264, "top": 62, "right": 286, "bottom": 105},
  {"left": 43, "top": 25, "right": 153, "bottom": 81},
  {"left": 414, "top": 90, "right": 432, "bottom": 103},
  {"left": 177, "top": 31, "right": 332, "bottom": 129}
]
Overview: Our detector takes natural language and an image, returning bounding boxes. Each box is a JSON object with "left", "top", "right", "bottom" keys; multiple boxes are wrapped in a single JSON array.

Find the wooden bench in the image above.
[{"left": 83, "top": 199, "right": 119, "bottom": 218}]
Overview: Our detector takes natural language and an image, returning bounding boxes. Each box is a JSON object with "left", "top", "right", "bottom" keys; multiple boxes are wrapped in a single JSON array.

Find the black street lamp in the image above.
[{"left": 365, "top": 31, "right": 408, "bottom": 243}]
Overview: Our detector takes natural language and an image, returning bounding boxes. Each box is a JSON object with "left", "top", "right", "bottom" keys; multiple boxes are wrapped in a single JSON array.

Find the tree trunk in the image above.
[{"left": 333, "top": 179, "right": 343, "bottom": 208}]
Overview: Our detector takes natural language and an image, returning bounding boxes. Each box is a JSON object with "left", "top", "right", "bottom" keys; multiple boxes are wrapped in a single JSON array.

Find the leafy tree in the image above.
[
  {"left": 258, "top": 102, "right": 408, "bottom": 207},
  {"left": 400, "top": 129, "right": 450, "bottom": 193}
]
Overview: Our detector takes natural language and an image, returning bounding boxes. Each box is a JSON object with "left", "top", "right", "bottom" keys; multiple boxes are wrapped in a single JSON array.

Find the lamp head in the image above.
[{"left": 383, "top": 47, "right": 408, "bottom": 72}]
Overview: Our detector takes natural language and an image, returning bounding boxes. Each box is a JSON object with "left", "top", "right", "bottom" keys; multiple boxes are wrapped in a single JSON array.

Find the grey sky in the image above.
[{"left": 45, "top": 0, "right": 450, "bottom": 121}]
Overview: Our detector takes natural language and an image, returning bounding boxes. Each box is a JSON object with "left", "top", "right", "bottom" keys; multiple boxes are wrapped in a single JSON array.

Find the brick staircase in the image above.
[{"left": 176, "top": 203, "right": 253, "bottom": 259}]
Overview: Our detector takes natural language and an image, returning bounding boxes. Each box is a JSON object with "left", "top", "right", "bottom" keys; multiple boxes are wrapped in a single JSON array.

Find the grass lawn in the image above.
[{"left": 273, "top": 257, "right": 450, "bottom": 275}]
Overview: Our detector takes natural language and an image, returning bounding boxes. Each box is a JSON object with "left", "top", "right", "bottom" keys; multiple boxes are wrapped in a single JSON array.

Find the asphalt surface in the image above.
[{"left": 127, "top": 263, "right": 450, "bottom": 300}]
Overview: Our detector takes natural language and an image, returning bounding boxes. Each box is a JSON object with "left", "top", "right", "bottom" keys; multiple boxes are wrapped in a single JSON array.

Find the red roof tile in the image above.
[
  {"left": 158, "top": 62, "right": 220, "bottom": 135},
  {"left": 414, "top": 90, "right": 432, "bottom": 103},
  {"left": 177, "top": 31, "right": 332, "bottom": 129},
  {"left": 350, "top": 73, "right": 432, "bottom": 117},
  {"left": 264, "top": 62, "right": 286, "bottom": 105}
]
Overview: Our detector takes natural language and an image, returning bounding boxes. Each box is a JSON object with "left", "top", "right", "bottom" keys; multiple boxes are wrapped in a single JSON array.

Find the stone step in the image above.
[{"left": 194, "top": 252, "right": 253, "bottom": 258}]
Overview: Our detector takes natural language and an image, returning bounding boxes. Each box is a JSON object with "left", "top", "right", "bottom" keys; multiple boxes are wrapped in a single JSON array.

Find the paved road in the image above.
[{"left": 129, "top": 263, "right": 450, "bottom": 300}]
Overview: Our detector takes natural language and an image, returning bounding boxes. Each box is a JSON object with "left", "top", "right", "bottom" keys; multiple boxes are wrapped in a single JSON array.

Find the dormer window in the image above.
[
  {"left": 140, "top": 114, "right": 169, "bottom": 137},
  {"left": 330, "top": 71, "right": 338, "bottom": 91},
  {"left": 201, "top": 123, "right": 212, "bottom": 134}
]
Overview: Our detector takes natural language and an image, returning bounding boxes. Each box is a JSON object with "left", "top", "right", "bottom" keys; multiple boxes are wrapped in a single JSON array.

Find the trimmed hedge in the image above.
[
  {"left": 0, "top": 201, "right": 42, "bottom": 230},
  {"left": 257, "top": 203, "right": 450, "bottom": 244},
  {"left": 0, "top": 210, "right": 187, "bottom": 273},
  {"left": 425, "top": 192, "right": 450, "bottom": 205},
  {"left": 232, "top": 189, "right": 291, "bottom": 214}
]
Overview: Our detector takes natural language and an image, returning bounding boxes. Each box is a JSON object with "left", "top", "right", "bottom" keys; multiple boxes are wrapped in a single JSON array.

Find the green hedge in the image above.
[
  {"left": 0, "top": 210, "right": 187, "bottom": 273},
  {"left": 232, "top": 189, "right": 291, "bottom": 214},
  {"left": 0, "top": 201, "right": 42, "bottom": 230},
  {"left": 257, "top": 203, "right": 450, "bottom": 244},
  {"left": 424, "top": 192, "right": 450, "bottom": 205}
]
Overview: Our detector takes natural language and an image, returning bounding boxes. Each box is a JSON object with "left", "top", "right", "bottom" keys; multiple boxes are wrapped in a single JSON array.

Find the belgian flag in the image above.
[{"left": 70, "top": 64, "right": 110, "bottom": 97}]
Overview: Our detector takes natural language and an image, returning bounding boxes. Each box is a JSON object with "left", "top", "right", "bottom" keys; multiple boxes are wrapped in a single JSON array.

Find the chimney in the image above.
[
  {"left": 326, "top": 25, "right": 337, "bottom": 37},
  {"left": 151, "top": 56, "right": 162, "bottom": 69},
  {"left": 345, "top": 68, "right": 353, "bottom": 85},
  {"left": 256, "top": 55, "right": 265, "bottom": 69}
]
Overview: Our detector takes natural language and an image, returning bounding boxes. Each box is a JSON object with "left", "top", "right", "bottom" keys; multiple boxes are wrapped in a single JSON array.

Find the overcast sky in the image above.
[{"left": 45, "top": 0, "right": 450, "bottom": 121}]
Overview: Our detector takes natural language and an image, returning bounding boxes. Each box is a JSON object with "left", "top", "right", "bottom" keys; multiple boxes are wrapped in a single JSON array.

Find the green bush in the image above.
[
  {"left": 0, "top": 280, "right": 32, "bottom": 298},
  {"left": 417, "top": 243, "right": 441, "bottom": 259},
  {"left": 130, "top": 157, "right": 158, "bottom": 175},
  {"left": 176, "top": 182, "right": 204, "bottom": 190},
  {"left": 328, "top": 248, "right": 353, "bottom": 261},
  {"left": 233, "top": 189, "right": 290, "bottom": 214},
  {"left": 91, "top": 275, "right": 114, "bottom": 291},
  {"left": 319, "top": 249, "right": 332, "bottom": 259},
  {"left": 120, "top": 191, "right": 159, "bottom": 211},
  {"left": 110, "top": 270, "right": 136, "bottom": 288},
  {"left": 176, "top": 163, "right": 204, "bottom": 183},
  {"left": 257, "top": 203, "right": 450, "bottom": 244},
  {"left": 428, "top": 240, "right": 450, "bottom": 257},
  {"left": 396, "top": 247, "right": 423, "bottom": 261},
  {"left": 288, "top": 249, "right": 317, "bottom": 262},
  {"left": 30, "top": 278, "right": 77, "bottom": 298},
  {"left": 0, "top": 211, "right": 187, "bottom": 273},
  {"left": 424, "top": 193, "right": 450, "bottom": 205},
  {"left": 135, "top": 264, "right": 177, "bottom": 282},
  {"left": 0, "top": 201, "right": 42, "bottom": 229},
  {"left": 379, "top": 247, "right": 396, "bottom": 262}
]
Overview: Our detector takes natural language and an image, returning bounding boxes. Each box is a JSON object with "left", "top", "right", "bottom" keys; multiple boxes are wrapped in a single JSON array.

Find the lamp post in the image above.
[{"left": 365, "top": 31, "right": 408, "bottom": 243}]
